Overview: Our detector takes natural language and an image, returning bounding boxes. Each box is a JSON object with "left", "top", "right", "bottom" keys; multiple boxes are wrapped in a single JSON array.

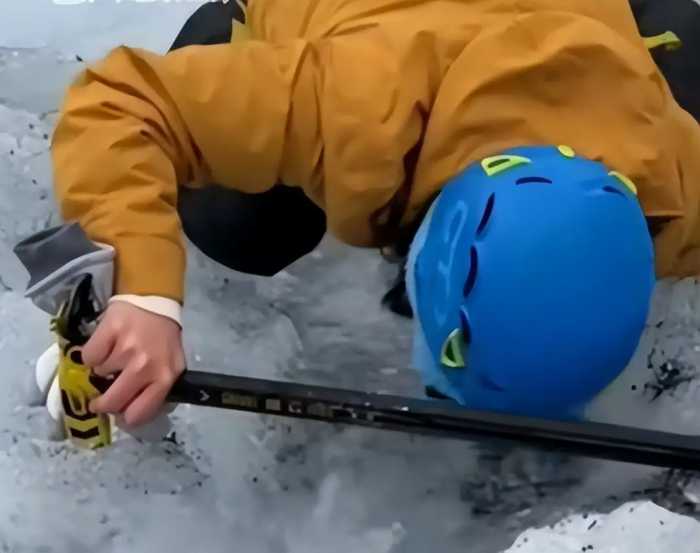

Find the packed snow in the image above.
[
  {"left": 2, "top": 2, "right": 700, "bottom": 552},
  {"left": 505, "top": 502, "right": 700, "bottom": 553}
]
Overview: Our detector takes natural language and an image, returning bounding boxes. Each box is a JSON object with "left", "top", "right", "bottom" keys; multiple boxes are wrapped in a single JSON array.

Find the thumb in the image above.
[{"left": 82, "top": 318, "right": 117, "bottom": 368}]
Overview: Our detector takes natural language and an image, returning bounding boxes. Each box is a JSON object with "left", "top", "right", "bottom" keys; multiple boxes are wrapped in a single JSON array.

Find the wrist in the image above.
[{"left": 109, "top": 295, "right": 183, "bottom": 327}]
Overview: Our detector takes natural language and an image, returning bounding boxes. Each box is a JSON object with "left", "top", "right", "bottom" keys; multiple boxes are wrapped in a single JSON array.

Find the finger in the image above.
[
  {"left": 82, "top": 319, "right": 118, "bottom": 368},
  {"left": 122, "top": 380, "right": 172, "bottom": 428},
  {"left": 92, "top": 350, "right": 126, "bottom": 378},
  {"left": 89, "top": 362, "right": 149, "bottom": 414},
  {"left": 92, "top": 341, "right": 135, "bottom": 378}
]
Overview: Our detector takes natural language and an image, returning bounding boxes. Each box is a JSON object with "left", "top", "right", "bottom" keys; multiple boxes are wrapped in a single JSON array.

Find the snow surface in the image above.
[
  {"left": 2, "top": 2, "right": 700, "bottom": 552},
  {"left": 505, "top": 501, "right": 700, "bottom": 553}
]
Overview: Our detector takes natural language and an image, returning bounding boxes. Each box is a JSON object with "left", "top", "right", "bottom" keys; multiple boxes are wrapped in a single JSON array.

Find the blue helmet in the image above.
[{"left": 407, "top": 145, "right": 655, "bottom": 419}]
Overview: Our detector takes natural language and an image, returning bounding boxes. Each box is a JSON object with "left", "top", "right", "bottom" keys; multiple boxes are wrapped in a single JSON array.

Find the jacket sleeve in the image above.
[
  {"left": 53, "top": 34, "right": 429, "bottom": 303},
  {"left": 52, "top": 40, "right": 317, "bottom": 304}
]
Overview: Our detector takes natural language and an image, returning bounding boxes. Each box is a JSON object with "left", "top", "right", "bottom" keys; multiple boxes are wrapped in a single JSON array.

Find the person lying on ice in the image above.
[{"left": 18, "top": 0, "right": 700, "bottom": 434}]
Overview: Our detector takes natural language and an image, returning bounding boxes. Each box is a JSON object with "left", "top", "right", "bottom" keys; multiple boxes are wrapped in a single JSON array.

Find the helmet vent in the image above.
[
  {"left": 476, "top": 194, "right": 495, "bottom": 236},
  {"left": 486, "top": 157, "right": 511, "bottom": 171},
  {"left": 459, "top": 306, "right": 472, "bottom": 343},
  {"left": 516, "top": 176, "right": 552, "bottom": 185},
  {"left": 463, "top": 246, "right": 478, "bottom": 297},
  {"left": 602, "top": 185, "right": 626, "bottom": 198}
]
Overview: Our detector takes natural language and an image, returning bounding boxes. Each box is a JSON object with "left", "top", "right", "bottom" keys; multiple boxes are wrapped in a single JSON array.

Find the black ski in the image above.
[{"left": 167, "top": 369, "right": 700, "bottom": 471}]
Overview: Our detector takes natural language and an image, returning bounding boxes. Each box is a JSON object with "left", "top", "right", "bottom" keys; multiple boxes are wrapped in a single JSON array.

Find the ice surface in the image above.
[
  {"left": 586, "top": 278, "right": 700, "bottom": 435},
  {"left": 0, "top": 1, "right": 207, "bottom": 59},
  {"left": 505, "top": 501, "right": 700, "bottom": 553},
  {"left": 2, "top": 3, "right": 700, "bottom": 553}
]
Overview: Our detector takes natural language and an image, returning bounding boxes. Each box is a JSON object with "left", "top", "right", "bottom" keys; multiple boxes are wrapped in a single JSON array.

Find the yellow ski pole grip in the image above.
[
  {"left": 51, "top": 276, "right": 113, "bottom": 450},
  {"left": 14, "top": 224, "right": 117, "bottom": 449},
  {"left": 55, "top": 342, "right": 112, "bottom": 449}
]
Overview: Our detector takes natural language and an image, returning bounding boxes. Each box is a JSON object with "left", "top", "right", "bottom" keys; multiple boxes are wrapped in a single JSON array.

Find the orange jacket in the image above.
[{"left": 52, "top": 0, "right": 700, "bottom": 304}]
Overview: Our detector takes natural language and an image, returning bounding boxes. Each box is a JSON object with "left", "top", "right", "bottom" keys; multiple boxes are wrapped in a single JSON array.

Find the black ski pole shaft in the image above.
[{"left": 166, "top": 370, "right": 700, "bottom": 471}]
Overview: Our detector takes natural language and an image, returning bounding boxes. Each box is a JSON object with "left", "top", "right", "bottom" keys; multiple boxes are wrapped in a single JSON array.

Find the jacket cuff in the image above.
[
  {"left": 113, "top": 235, "right": 185, "bottom": 303},
  {"left": 109, "top": 295, "right": 183, "bottom": 327}
]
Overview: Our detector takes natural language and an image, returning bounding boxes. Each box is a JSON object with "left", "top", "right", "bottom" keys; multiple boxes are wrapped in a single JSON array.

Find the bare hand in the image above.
[{"left": 81, "top": 301, "right": 186, "bottom": 427}]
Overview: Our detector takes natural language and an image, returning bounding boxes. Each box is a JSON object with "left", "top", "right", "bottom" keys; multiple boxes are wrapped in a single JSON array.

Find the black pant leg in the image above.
[
  {"left": 170, "top": 0, "right": 244, "bottom": 51},
  {"left": 178, "top": 185, "right": 326, "bottom": 276},
  {"left": 170, "top": 2, "right": 327, "bottom": 276}
]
